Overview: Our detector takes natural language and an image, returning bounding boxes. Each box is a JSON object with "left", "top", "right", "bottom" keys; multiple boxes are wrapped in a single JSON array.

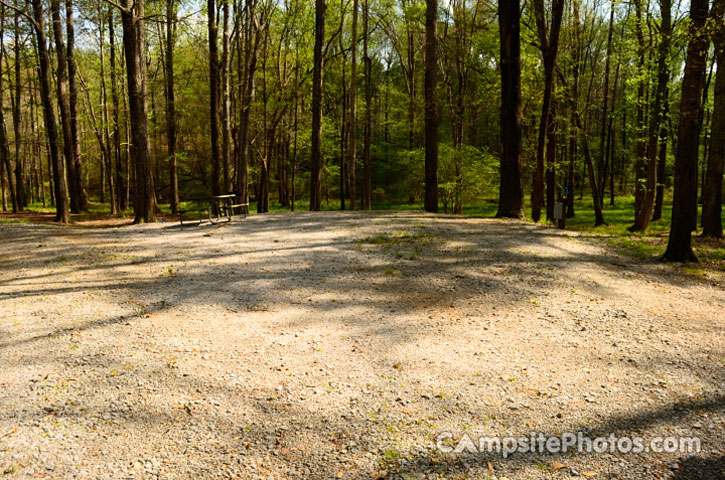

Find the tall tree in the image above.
[
  {"left": 597, "top": 1, "right": 616, "bottom": 207},
  {"left": 531, "top": 0, "right": 564, "bottom": 223},
  {"left": 237, "top": 0, "right": 264, "bottom": 209},
  {"left": 310, "top": 0, "right": 325, "bottom": 211},
  {"left": 97, "top": 3, "right": 116, "bottom": 214},
  {"left": 108, "top": 7, "right": 126, "bottom": 211},
  {"left": 701, "top": 0, "right": 724, "bottom": 238},
  {"left": 221, "top": 0, "right": 232, "bottom": 194},
  {"left": 51, "top": 0, "right": 83, "bottom": 214},
  {"left": 66, "top": 0, "right": 86, "bottom": 211},
  {"left": 347, "top": 0, "right": 358, "bottom": 210},
  {"left": 31, "top": 0, "right": 70, "bottom": 222},
  {"left": 632, "top": 0, "right": 647, "bottom": 219},
  {"left": 0, "top": 4, "right": 17, "bottom": 213},
  {"left": 571, "top": 0, "right": 605, "bottom": 226},
  {"left": 208, "top": 0, "right": 221, "bottom": 198},
  {"left": 423, "top": 0, "right": 438, "bottom": 213},
  {"left": 119, "top": 0, "right": 157, "bottom": 222},
  {"left": 11, "top": 3, "right": 23, "bottom": 210},
  {"left": 362, "top": 0, "right": 372, "bottom": 210},
  {"left": 662, "top": 0, "right": 710, "bottom": 261},
  {"left": 630, "top": 0, "right": 672, "bottom": 232},
  {"left": 165, "top": 0, "right": 179, "bottom": 214},
  {"left": 495, "top": 0, "right": 525, "bottom": 219}
]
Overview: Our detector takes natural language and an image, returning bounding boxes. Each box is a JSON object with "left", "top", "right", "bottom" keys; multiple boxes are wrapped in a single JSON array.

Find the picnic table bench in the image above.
[{"left": 178, "top": 194, "right": 249, "bottom": 225}]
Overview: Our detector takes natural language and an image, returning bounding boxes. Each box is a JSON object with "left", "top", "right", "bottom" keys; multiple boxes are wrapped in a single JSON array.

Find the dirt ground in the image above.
[{"left": 0, "top": 211, "right": 723, "bottom": 479}]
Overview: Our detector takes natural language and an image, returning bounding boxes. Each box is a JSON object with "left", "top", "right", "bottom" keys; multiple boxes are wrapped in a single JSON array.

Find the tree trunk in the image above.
[
  {"left": 571, "top": 0, "right": 604, "bottom": 226},
  {"left": 495, "top": 0, "right": 525, "bottom": 219},
  {"left": 423, "top": 0, "right": 438, "bottom": 213},
  {"left": 633, "top": 0, "right": 647, "bottom": 218},
  {"left": 98, "top": 3, "right": 116, "bottom": 214},
  {"left": 120, "top": 0, "right": 157, "bottom": 222},
  {"left": 597, "top": 2, "right": 615, "bottom": 206},
  {"left": 165, "top": 0, "right": 178, "bottom": 214},
  {"left": 652, "top": 92, "right": 669, "bottom": 221},
  {"left": 310, "top": 0, "right": 325, "bottom": 211},
  {"left": 51, "top": 0, "right": 82, "bottom": 215},
  {"left": 0, "top": 4, "right": 16, "bottom": 213},
  {"left": 32, "top": 0, "right": 69, "bottom": 222},
  {"left": 362, "top": 0, "right": 372, "bottom": 209},
  {"left": 11, "top": 5, "right": 23, "bottom": 210},
  {"left": 630, "top": 0, "right": 671, "bottom": 232},
  {"left": 109, "top": 7, "right": 125, "bottom": 211},
  {"left": 662, "top": 0, "right": 709, "bottom": 261},
  {"left": 208, "top": 0, "right": 221, "bottom": 198},
  {"left": 701, "top": 1, "right": 724, "bottom": 238},
  {"left": 236, "top": 0, "right": 263, "bottom": 210},
  {"left": 221, "top": 0, "right": 232, "bottom": 194},
  {"left": 531, "top": 0, "right": 564, "bottom": 223},
  {"left": 545, "top": 99, "right": 558, "bottom": 221},
  {"left": 346, "top": 0, "right": 358, "bottom": 210},
  {"left": 576, "top": 114, "right": 606, "bottom": 226},
  {"left": 66, "top": 0, "right": 86, "bottom": 211}
]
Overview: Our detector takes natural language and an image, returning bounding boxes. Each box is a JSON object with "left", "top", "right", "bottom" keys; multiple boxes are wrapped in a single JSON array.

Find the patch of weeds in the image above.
[
  {"left": 166, "top": 265, "right": 175, "bottom": 276},
  {"left": 364, "top": 235, "right": 395, "bottom": 245},
  {"left": 407, "top": 245, "right": 421, "bottom": 260},
  {"left": 383, "top": 448, "right": 400, "bottom": 462},
  {"left": 384, "top": 267, "right": 398, "bottom": 276},
  {"left": 682, "top": 266, "right": 707, "bottom": 278}
]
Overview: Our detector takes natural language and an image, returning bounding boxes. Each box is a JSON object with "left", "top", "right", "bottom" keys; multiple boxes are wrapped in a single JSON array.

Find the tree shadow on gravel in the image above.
[
  {"left": 396, "top": 394, "right": 725, "bottom": 479},
  {"left": 672, "top": 454, "right": 725, "bottom": 479}
]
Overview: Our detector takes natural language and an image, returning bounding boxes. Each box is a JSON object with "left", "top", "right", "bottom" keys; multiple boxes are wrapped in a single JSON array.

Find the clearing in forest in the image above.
[{"left": 0, "top": 212, "right": 723, "bottom": 479}]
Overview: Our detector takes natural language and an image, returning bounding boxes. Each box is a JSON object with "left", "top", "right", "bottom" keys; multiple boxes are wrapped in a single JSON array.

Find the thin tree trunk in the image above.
[
  {"left": 662, "top": 0, "right": 709, "bottom": 261},
  {"left": 531, "top": 0, "right": 564, "bottom": 222},
  {"left": 630, "top": 0, "right": 671, "bottom": 232},
  {"left": 423, "top": 0, "right": 438, "bottom": 213},
  {"left": 347, "top": 0, "right": 358, "bottom": 210},
  {"left": 221, "top": 0, "right": 232, "bottom": 194},
  {"left": 98, "top": 3, "right": 116, "bottom": 214},
  {"left": 0, "top": 7, "right": 15, "bottom": 213},
  {"left": 362, "top": 0, "right": 371, "bottom": 209},
  {"left": 109, "top": 7, "right": 125, "bottom": 211},
  {"left": 310, "top": 0, "right": 325, "bottom": 211},
  {"left": 652, "top": 91, "right": 669, "bottom": 220},
  {"left": 701, "top": 1, "right": 724, "bottom": 238},
  {"left": 66, "top": 0, "right": 86, "bottom": 211},
  {"left": 208, "top": 0, "right": 221, "bottom": 198},
  {"left": 597, "top": 2, "right": 615, "bottom": 205},
  {"left": 31, "top": 0, "right": 69, "bottom": 222},
  {"left": 165, "top": 0, "right": 178, "bottom": 213},
  {"left": 0, "top": 5, "right": 16, "bottom": 213},
  {"left": 11, "top": 4, "right": 23, "bottom": 210},
  {"left": 50, "top": 0, "right": 80, "bottom": 215},
  {"left": 633, "top": 0, "right": 647, "bottom": 218},
  {"left": 236, "top": 0, "right": 263, "bottom": 210},
  {"left": 340, "top": 32, "right": 347, "bottom": 211}
]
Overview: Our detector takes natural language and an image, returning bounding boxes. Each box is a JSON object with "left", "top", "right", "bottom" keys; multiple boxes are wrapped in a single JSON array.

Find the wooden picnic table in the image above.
[{"left": 178, "top": 194, "right": 249, "bottom": 225}]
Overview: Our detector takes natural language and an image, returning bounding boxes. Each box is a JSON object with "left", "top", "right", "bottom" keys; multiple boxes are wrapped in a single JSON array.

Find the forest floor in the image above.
[{"left": 0, "top": 211, "right": 723, "bottom": 480}]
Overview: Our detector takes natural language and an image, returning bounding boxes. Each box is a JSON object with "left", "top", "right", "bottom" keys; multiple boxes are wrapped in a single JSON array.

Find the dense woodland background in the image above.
[{"left": 0, "top": 0, "right": 723, "bottom": 261}]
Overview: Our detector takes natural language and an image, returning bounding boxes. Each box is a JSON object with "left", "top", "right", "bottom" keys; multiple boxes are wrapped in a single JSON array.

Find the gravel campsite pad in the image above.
[{"left": 0, "top": 211, "right": 723, "bottom": 479}]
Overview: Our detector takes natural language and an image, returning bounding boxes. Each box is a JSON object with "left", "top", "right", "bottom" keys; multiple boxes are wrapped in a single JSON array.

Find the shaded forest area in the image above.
[{"left": 0, "top": 0, "right": 723, "bottom": 261}]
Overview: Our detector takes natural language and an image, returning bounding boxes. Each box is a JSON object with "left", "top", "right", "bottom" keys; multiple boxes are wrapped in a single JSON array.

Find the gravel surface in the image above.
[{"left": 0, "top": 211, "right": 723, "bottom": 479}]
